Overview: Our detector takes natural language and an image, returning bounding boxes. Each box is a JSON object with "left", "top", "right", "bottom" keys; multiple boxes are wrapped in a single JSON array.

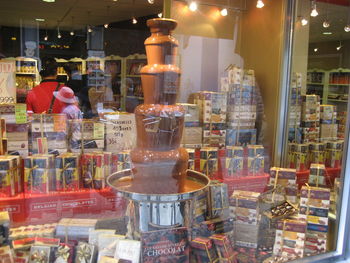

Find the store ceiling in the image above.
[
  {"left": 0, "top": 0, "right": 163, "bottom": 30},
  {"left": 309, "top": 1, "right": 350, "bottom": 43}
]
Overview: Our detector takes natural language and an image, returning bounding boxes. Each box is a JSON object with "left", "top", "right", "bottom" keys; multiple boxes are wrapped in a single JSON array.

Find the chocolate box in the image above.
[
  {"left": 226, "top": 129, "right": 257, "bottom": 146},
  {"left": 190, "top": 237, "right": 219, "bottom": 263},
  {"left": 207, "top": 181, "right": 229, "bottom": 219}
]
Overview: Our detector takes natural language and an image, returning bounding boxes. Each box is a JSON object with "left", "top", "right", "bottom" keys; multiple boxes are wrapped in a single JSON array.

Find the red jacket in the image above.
[{"left": 26, "top": 79, "right": 65, "bottom": 113}]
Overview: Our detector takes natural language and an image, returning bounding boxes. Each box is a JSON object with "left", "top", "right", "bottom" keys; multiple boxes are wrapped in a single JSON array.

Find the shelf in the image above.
[
  {"left": 16, "top": 72, "right": 36, "bottom": 75},
  {"left": 328, "top": 99, "right": 348, "bottom": 103},
  {"left": 126, "top": 74, "right": 141, "bottom": 77},
  {"left": 126, "top": 95, "right": 144, "bottom": 100},
  {"left": 307, "top": 82, "right": 324, "bottom": 85},
  {"left": 328, "top": 83, "right": 350, "bottom": 86}
]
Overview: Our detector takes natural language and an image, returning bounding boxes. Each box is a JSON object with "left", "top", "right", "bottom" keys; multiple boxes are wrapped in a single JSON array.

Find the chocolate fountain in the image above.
[{"left": 107, "top": 18, "right": 209, "bottom": 236}]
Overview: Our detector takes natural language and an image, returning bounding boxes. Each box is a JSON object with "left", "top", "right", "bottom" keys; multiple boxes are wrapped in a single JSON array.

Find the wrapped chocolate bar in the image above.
[
  {"left": 56, "top": 218, "right": 97, "bottom": 241},
  {"left": 29, "top": 245, "right": 52, "bottom": 263},
  {"left": 199, "top": 218, "right": 234, "bottom": 238},
  {"left": 74, "top": 242, "right": 97, "bottom": 263},
  {"left": 195, "top": 91, "right": 227, "bottom": 124},
  {"left": 207, "top": 181, "right": 229, "bottom": 219},
  {"left": 112, "top": 150, "right": 131, "bottom": 173},
  {"left": 55, "top": 153, "right": 80, "bottom": 191},
  {"left": 247, "top": 145, "right": 264, "bottom": 176},
  {"left": 53, "top": 243, "right": 73, "bottom": 263},
  {"left": 0, "top": 211, "right": 10, "bottom": 246},
  {"left": 309, "top": 164, "right": 326, "bottom": 187},
  {"left": 114, "top": 239, "right": 141, "bottom": 263},
  {"left": 225, "top": 146, "right": 243, "bottom": 177},
  {"left": 229, "top": 190, "right": 261, "bottom": 225},
  {"left": 80, "top": 153, "right": 105, "bottom": 189},
  {"left": 200, "top": 147, "right": 218, "bottom": 179},
  {"left": 190, "top": 237, "right": 219, "bottom": 263},
  {"left": 194, "top": 191, "right": 208, "bottom": 224},
  {"left": 203, "top": 123, "right": 226, "bottom": 147}
]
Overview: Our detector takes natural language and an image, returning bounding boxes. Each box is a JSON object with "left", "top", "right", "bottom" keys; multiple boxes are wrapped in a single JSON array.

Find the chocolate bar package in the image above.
[
  {"left": 29, "top": 245, "right": 52, "bottom": 263},
  {"left": 98, "top": 234, "right": 125, "bottom": 260},
  {"left": 111, "top": 151, "right": 131, "bottom": 173},
  {"left": 247, "top": 145, "right": 264, "bottom": 176},
  {"left": 0, "top": 211, "right": 9, "bottom": 246},
  {"left": 207, "top": 181, "right": 229, "bottom": 219},
  {"left": 196, "top": 91, "right": 227, "bottom": 124},
  {"left": 210, "top": 234, "right": 234, "bottom": 259},
  {"left": 80, "top": 153, "right": 105, "bottom": 189},
  {"left": 55, "top": 153, "right": 80, "bottom": 191},
  {"left": 141, "top": 227, "right": 189, "bottom": 263},
  {"left": 269, "top": 167, "right": 296, "bottom": 186},
  {"left": 229, "top": 191, "right": 261, "bottom": 225},
  {"left": 190, "top": 237, "right": 219, "bottom": 263},
  {"left": 0, "top": 158, "right": 15, "bottom": 197},
  {"left": 186, "top": 148, "right": 196, "bottom": 170},
  {"left": 74, "top": 242, "right": 97, "bottom": 263},
  {"left": 182, "top": 127, "right": 202, "bottom": 145},
  {"left": 56, "top": 218, "right": 97, "bottom": 241},
  {"left": 225, "top": 146, "right": 244, "bottom": 177},
  {"left": 114, "top": 239, "right": 141, "bottom": 263},
  {"left": 226, "top": 129, "right": 257, "bottom": 146},
  {"left": 200, "top": 147, "right": 218, "bottom": 179},
  {"left": 53, "top": 243, "right": 73, "bottom": 263},
  {"left": 199, "top": 218, "right": 234, "bottom": 237},
  {"left": 300, "top": 186, "right": 330, "bottom": 211},
  {"left": 194, "top": 191, "right": 208, "bottom": 224},
  {"left": 309, "top": 163, "right": 326, "bottom": 186}
]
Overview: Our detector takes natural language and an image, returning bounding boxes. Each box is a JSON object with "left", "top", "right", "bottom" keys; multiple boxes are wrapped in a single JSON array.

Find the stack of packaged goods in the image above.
[
  {"left": 301, "top": 95, "right": 320, "bottom": 143},
  {"left": 23, "top": 154, "right": 55, "bottom": 194},
  {"left": 0, "top": 155, "right": 21, "bottom": 197},
  {"left": 0, "top": 104, "right": 29, "bottom": 156},
  {"left": 225, "top": 68, "right": 257, "bottom": 147},
  {"left": 186, "top": 148, "right": 196, "bottom": 170},
  {"left": 287, "top": 143, "right": 309, "bottom": 171},
  {"left": 229, "top": 190, "right": 266, "bottom": 263},
  {"left": 110, "top": 150, "right": 131, "bottom": 174},
  {"left": 69, "top": 119, "right": 105, "bottom": 153},
  {"left": 319, "top": 105, "right": 337, "bottom": 141},
  {"left": 80, "top": 152, "right": 107, "bottom": 189},
  {"left": 200, "top": 147, "right": 218, "bottom": 179},
  {"left": 55, "top": 153, "right": 80, "bottom": 192},
  {"left": 337, "top": 111, "right": 347, "bottom": 139},
  {"left": 299, "top": 186, "right": 330, "bottom": 256},
  {"left": 308, "top": 164, "right": 326, "bottom": 187},
  {"left": 269, "top": 167, "right": 298, "bottom": 204},
  {"left": 288, "top": 73, "right": 302, "bottom": 143},
  {"left": 272, "top": 219, "right": 307, "bottom": 261},
  {"left": 309, "top": 143, "right": 326, "bottom": 165},
  {"left": 224, "top": 146, "right": 244, "bottom": 178},
  {"left": 247, "top": 145, "right": 265, "bottom": 177},
  {"left": 194, "top": 91, "right": 227, "bottom": 147},
  {"left": 31, "top": 114, "right": 68, "bottom": 155},
  {"left": 179, "top": 103, "right": 202, "bottom": 148},
  {"left": 325, "top": 140, "right": 344, "bottom": 168},
  {"left": 0, "top": 119, "right": 6, "bottom": 155}
]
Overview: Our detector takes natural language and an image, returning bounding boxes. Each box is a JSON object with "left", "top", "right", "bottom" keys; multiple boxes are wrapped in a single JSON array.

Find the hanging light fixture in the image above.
[
  {"left": 345, "top": 25, "right": 350, "bottom": 32},
  {"left": 132, "top": 17, "right": 138, "bottom": 24},
  {"left": 87, "top": 26, "right": 93, "bottom": 33},
  {"left": 310, "top": 0, "right": 318, "bottom": 17},
  {"left": 314, "top": 48, "right": 318, "bottom": 52},
  {"left": 70, "top": 16, "right": 75, "bottom": 36},
  {"left": 336, "top": 41, "right": 342, "bottom": 50},
  {"left": 148, "top": 0, "right": 154, "bottom": 4},
  {"left": 301, "top": 17, "right": 308, "bottom": 26},
  {"left": 44, "top": 24, "right": 48, "bottom": 41},
  {"left": 104, "top": 6, "right": 110, "bottom": 29},
  {"left": 57, "top": 22, "right": 61, "bottom": 39},
  {"left": 323, "top": 2, "right": 330, "bottom": 28},
  {"left": 158, "top": 12, "right": 162, "bottom": 18},
  {"left": 188, "top": 1, "right": 198, "bottom": 12},
  {"left": 220, "top": 8, "right": 228, "bottom": 16},
  {"left": 256, "top": 0, "right": 264, "bottom": 8}
]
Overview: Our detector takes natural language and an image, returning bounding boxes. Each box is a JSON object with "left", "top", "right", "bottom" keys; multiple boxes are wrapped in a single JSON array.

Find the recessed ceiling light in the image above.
[
  {"left": 35, "top": 18, "right": 45, "bottom": 22},
  {"left": 314, "top": 48, "right": 318, "bottom": 52},
  {"left": 322, "top": 32, "right": 332, "bottom": 35},
  {"left": 11, "top": 37, "right": 16, "bottom": 41},
  {"left": 42, "top": 0, "right": 55, "bottom": 2}
]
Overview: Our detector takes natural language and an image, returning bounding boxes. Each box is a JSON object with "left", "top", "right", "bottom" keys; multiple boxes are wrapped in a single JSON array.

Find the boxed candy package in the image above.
[
  {"left": 225, "top": 146, "right": 244, "bottom": 178},
  {"left": 206, "top": 181, "right": 229, "bottom": 219},
  {"left": 200, "top": 147, "right": 218, "bottom": 179},
  {"left": 190, "top": 237, "right": 219, "bottom": 263},
  {"left": 55, "top": 153, "right": 80, "bottom": 191},
  {"left": 229, "top": 190, "right": 261, "bottom": 225}
]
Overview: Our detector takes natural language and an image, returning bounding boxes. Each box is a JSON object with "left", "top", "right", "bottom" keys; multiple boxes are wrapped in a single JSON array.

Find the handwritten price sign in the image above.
[{"left": 0, "top": 61, "right": 16, "bottom": 102}]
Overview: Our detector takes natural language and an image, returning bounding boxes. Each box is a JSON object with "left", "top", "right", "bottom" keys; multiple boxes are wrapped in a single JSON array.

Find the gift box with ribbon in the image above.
[
  {"left": 206, "top": 180, "right": 229, "bottom": 219},
  {"left": 200, "top": 147, "right": 218, "bottom": 179},
  {"left": 308, "top": 164, "right": 326, "bottom": 187},
  {"left": 53, "top": 243, "right": 73, "bottom": 263},
  {"left": 74, "top": 242, "right": 97, "bottom": 263},
  {"left": 190, "top": 237, "right": 219, "bottom": 263},
  {"left": 225, "top": 146, "right": 244, "bottom": 178},
  {"left": 80, "top": 153, "right": 105, "bottom": 189},
  {"left": 55, "top": 153, "right": 80, "bottom": 191},
  {"left": 29, "top": 245, "right": 52, "bottom": 263},
  {"left": 247, "top": 145, "right": 264, "bottom": 176}
]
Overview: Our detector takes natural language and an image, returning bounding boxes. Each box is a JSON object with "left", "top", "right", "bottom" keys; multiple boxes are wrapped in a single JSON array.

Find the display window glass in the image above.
[{"left": 0, "top": 0, "right": 349, "bottom": 263}]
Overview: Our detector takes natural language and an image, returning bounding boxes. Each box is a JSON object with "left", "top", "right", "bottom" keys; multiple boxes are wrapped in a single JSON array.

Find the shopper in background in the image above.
[
  {"left": 63, "top": 62, "right": 92, "bottom": 118},
  {"left": 26, "top": 57, "right": 64, "bottom": 113},
  {"left": 53, "top": 86, "right": 82, "bottom": 119}
]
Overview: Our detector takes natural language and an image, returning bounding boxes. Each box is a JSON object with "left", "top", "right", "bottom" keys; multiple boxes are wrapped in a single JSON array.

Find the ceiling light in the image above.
[
  {"left": 132, "top": 17, "right": 138, "bottom": 24},
  {"left": 322, "top": 20, "right": 330, "bottom": 28},
  {"left": 158, "top": 12, "right": 162, "bottom": 18},
  {"left": 104, "top": 23, "right": 109, "bottom": 28},
  {"left": 35, "top": 18, "right": 45, "bottom": 22},
  {"left": 220, "top": 8, "right": 228, "bottom": 16},
  {"left": 148, "top": 0, "right": 154, "bottom": 4},
  {"left": 57, "top": 33, "right": 61, "bottom": 39},
  {"left": 44, "top": 35, "right": 48, "bottom": 41},
  {"left": 301, "top": 18, "right": 308, "bottom": 26},
  {"left": 256, "top": 0, "right": 264, "bottom": 8},
  {"left": 345, "top": 25, "right": 350, "bottom": 32},
  {"left": 42, "top": 0, "right": 55, "bottom": 2},
  {"left": 310, "top": 0, "right": 318, "bottom": 17},
  {"left": 70, "top": 31, "right": 75, "bottom": 36},
  {"left": 189, "top": 1, "right": 198, "bottom": 12},
  {"left": 336, "top": 44, "right": 342, "bottom": 50},
  {"left": 322, "top": 31, "right": 332, "bottom": 35},
  {"left": 88, "top": 26, "right": 93, "bottom": 33},
  {"left": 113, "top": 0, "right": 117, "bottom": 1},
  {"left": 314, "top": 48, "right": 318, "bottom": 52},
  {"left": 11, "top": 37, "right": 16, "bottom": 41}
]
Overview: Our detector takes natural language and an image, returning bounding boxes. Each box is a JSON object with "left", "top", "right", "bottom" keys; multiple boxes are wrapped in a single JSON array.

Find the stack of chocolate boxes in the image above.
[
  {"left": 269, "top": 167, "right": 298, "bottom": 204},
  {"left": 224, "top": 146, "right": 244, "bottom": 178},
  {"left": 272, "top": 219, "right": 307, "bottom": 261},
  {"left": 0, "top": 104, "right": 29, "bottom": 156},
  {"left": 225, "top": 68, "right": 257, "bottom": 146},
  {"left": 80, "top": 152, "right": 106, "bottom": 189},
  {"left": 55, "top": 153, "right": 80, "bottom": 191},
  {"left": 337, "top": 111, "right": 347, "bottom": 139},
  {"left": 299, "top": 186, "right": 330, "bottom": 256},
  {"left": 287, "top": 143, "right": 309, "bottom": 171},
  {"left": 200, "top": 147, "right": 218, "bottom": 179},
  {"left": 195, "top": 91, "right": 227, "bottom": 147},
  {"left": 31, "top": 114, "right": 68, "bottom": 154},
  {"left": 308, "top": 164, "right": 326, "bottom": 186},
  {"left": 0, "top": 155, "right": 21, "bottom": 197},
  {"left": 319, "top": 105, "right": 337, "bottom": 141},
  {"left": 247, "top": 145, "right": 265, "bottom": 176},
  {"left": 179, "top": 103, "right": 202, "bottom": 147},
  {"left": 309, "top": 143, "right": 326, "bottom": 165},
  {"left": 288, "top": 73, "right": 302, "bottom": 143},
  {"left": 229, "top": 190, "right": 264, "bottom": 263},
  {"left": 325, "top": 140, "right": 343, "bottom": 168},
  {"left": 301, "top": 95, "right": 320, "bottom": 143},
  {"left": 69, "top": 119, "right": 105, "bottom": 153}
]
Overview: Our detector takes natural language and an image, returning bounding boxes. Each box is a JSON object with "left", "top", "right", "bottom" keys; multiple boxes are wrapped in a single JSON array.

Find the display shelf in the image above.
[
  {"left": 328, "top": 99, "right": 347, "bottom": 103},
  {"left": 328, "top": 83, "right": 350, "bottom": 86},
  {"left": 126, "top": 95, "right": 144, "bottom": 100},
  {"left": 15, "top": 72, "right": 36, "bottom": 75},
  {"left": 307, "top": 82, "right": 324, "bottom": 85}
]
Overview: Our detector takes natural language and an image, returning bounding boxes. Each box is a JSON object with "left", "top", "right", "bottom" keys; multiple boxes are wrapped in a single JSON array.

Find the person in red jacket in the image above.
[{"left": 26, "top": 58, "right": 64, "bottom": 113}]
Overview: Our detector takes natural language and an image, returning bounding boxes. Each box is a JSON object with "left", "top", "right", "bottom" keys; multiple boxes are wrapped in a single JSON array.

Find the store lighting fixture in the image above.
[
  {"left": 132, "top": 17, "right": 138, "bottom": 24},
  {"left": 148, "top": 0, "right": 154, "bottom": 4},
  {"left": 57, "top": 25, "right": 61, "bottom": 39},
  {"left": 310, "top": 0, "right": 318, "bottom": 17},
  {"left": 345, "top": 25, "right": 350, "bottom": 32},
  {"left": 323, "top": 20, "right": 330, "bottom": 28},
  {"left": 44, "top": 24, "right": 48, "bottom": 41},
  {"left": 301, "top": 17, "right": 308, "bottom": 26},
  {"left": 35, "top": 18, "right": 45, "bottom": 22},
  {"left": 104, "top": 6, "right": 110, "bottom": 29},
  {"left": 314, "top": 48, "right": 318, "bottom": 52},
  {"left": 322, "top": 31, "right": 332, "bottom": 35},
  {"left": 42, "top": 0, "right": 55, "bottom": 2},
  {"left": 220, "top": 8, "right": 228, "bottom": 16},
  {"left": 44, "top": 35, "right": 48, "bottom": 41},
  {"left": 70, "top": 17, "right": 75, "bottom": 36},
  {"left": 11, "top": 37, "right": 16, "bottom": 41},
  {"left": 336, "top": 41, "right": 342, "bottom": 50},
  {"left": 158, "top": 12, "right": 162, "bottom": 18},
  {"left": 104, "top": 23, "right": 109, "bottom": 28},
  {"left": 70, "top": 31, "right": 75, "bottom": 36},
  {"left": 188, "top": 1, "right": 198, "bottom": 12},
  {"left": 57, "top": 32, "right": 62, "bottom": 39},
  {"left": 256, "top": 0, "right": 264, "bottom": 8},
  {"left": 88, "top": 26, "right": 93, "bottom": 33}
]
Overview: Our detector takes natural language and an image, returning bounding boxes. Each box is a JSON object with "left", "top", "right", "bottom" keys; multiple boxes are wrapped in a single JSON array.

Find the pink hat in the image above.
[{"left": 53, "top": 86, "right": 76, "bottom": 104}]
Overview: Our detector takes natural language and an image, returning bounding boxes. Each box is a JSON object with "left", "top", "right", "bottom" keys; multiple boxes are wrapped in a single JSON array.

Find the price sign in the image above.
[
  {"left": 15, "top": 104, "right": 27, "bottom": 124},
  {"left": 93, "top": 123, "right": 105, "bottom": 139}
]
